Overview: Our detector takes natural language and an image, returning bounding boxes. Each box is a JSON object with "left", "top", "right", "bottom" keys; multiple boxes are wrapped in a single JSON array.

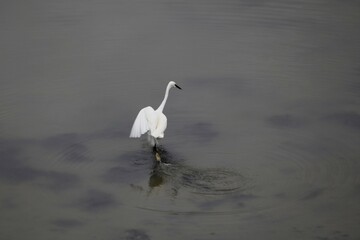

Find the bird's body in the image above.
[
  {"left": 129, "top": 81, "right": 181, "bottom": 146},
  {"left": 129, "top": 106, "right": 167, "bottom": 139}
]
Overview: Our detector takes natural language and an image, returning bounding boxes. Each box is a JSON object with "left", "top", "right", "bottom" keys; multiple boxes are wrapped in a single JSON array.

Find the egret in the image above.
[{"left": 129, "top": 81, "right": 182, "bottom": 151}]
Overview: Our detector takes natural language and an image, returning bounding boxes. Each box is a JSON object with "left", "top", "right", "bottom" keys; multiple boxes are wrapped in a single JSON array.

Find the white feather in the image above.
[
  {"left": 152, "top": 113, "right": 167, "bottom": 138},
  {"left": 129, "top": 106, "right": 155, "bottom": 138},
  {"left": 129, "top": 81, "right": 181, "bottom": 144}
]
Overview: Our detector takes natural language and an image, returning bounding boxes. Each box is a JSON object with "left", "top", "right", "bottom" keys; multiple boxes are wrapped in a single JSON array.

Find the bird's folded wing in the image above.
[
  {"left": 129, "top": 106, "right": 154, "bottom": 138},
  {"left": 152, "top": 113, "right": 167, "bottom": 138}
]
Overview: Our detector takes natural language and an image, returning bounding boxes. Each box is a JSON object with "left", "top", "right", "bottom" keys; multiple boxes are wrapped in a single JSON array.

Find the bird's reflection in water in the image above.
[
  {"left": 146, "top": 147, "right": 249, "bottom": 197},
  {"left": 148, "top": 147, "right": 174, "bottom": 189},
  {"left": 148, "top": 171, "right": 164, "bottom": 188}
]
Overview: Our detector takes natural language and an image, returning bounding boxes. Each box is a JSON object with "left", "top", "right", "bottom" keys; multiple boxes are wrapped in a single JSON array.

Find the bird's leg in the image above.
[
  {"left": 155, "top": 152, "right": 161, "bottom": 162},
  {"left": 153, "top": 144, "right": 161, "bottom": 162}
]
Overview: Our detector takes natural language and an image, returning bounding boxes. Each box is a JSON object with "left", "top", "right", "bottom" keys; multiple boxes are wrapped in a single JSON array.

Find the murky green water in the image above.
[{"left": 1, "top": 0, "right": 359, "bottom": 239}]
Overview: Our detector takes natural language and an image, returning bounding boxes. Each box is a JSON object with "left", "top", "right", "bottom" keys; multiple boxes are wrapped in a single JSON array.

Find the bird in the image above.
[{"left": 129, "top": 81, "right": 182, "bottom": 151}]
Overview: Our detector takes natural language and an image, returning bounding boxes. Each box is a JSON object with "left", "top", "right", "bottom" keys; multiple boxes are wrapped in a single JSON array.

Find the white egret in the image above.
[{"left": 129, "top": 81, "right": 182, "bottom": 149}]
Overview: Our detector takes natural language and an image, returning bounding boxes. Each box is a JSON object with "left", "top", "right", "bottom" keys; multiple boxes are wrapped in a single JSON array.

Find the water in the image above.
[{"left": 1, "top": 0, "right": 359, "bottom": 239}]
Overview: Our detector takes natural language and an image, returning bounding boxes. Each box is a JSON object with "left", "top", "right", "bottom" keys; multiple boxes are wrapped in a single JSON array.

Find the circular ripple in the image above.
[
  {"left": 127, "top": 150, "right": 258, "bottom": 216},
  {"left": 177, "top": 167, "right": 250, "bottom": 195},
  {"left": 143, "top": 149, "right": 254, "bottom": 196}
]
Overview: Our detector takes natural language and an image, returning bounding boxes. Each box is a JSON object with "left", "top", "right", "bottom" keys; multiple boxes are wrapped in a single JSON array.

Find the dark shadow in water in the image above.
[
  {"left": 0, "top": 144, "right": 39, "bottom": 183},
  {"left": 125, "top": 229, "right": 151, "bottom": 240},
  {"left": 301, "top": 188, "right": 325, "bottom": 201},
  {"left": 0, "top": 162, "right": 41, "bottom": 183},
  {"left": 266, "top": 114, "right": 307, "bottom": 128},
  {"left": 315, "top": 231, "right": 350, "bottom": 240},
  {"left": 75, "top": 189, "right": 119, "bottom": 212},
  {"left": 0, "top": 141, "right": 80, "bottom": 189},
  {"left": 51, "top": 218, "right": 84, "bottom": 229},
  {"left": 323, "top": 112, "right": 360, "bottom": 129}
]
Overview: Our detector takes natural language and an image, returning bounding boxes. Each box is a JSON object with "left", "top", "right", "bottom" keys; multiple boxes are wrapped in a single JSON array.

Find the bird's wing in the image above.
[
  {"left": 152, "top": 113, "right": 167, "bottom": 138},
  {"left": 129, "top": 106, "right": 155, "bottom": 138}
]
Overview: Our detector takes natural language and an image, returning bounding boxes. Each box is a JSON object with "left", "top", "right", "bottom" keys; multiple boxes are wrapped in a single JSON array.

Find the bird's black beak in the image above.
[{"left": 175, "top": 84, "right": 182, "bottom": 90}]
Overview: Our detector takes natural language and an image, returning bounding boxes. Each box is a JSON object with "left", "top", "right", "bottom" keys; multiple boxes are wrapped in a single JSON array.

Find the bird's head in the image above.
[{"left": 169, "top": 81, "right": 182, "bottom": 90}]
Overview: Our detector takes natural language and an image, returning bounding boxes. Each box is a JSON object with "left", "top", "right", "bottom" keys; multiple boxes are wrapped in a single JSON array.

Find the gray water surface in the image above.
[{"left": 1, "top": 1, "right": 360, "bottom": 239}]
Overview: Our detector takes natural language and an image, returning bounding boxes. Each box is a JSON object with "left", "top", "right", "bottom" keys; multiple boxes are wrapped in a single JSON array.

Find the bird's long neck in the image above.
[{"left": 157, "top": 84, "right": 171, "bottom": 112}]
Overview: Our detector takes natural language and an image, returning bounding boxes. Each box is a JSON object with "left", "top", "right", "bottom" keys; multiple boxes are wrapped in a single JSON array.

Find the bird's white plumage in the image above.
[
  {"left": 152, "top": 113, "right": 167, "bottom": 138},
  {"left": 129, "top": 81, "right": 181, "bottom": 144},
  {"left": 129, "top": 106, "right": 155, "bottom": 138}
]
